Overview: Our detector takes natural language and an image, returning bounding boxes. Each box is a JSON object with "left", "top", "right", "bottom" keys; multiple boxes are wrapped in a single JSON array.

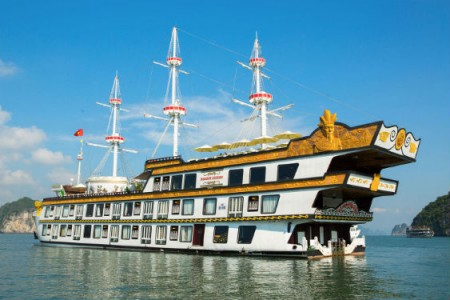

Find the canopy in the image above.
[
  {"left": 230, "top": 139, "right": 251, "bottom": 149},
  {"left": 249, "top": 135, "right": 279, "bottom": 146},
  {"left": 195, "top": 144, "right": 218, "bottom": 152},
  {"left": 273, "top": 131, "right": 302, "bottom": 140}
]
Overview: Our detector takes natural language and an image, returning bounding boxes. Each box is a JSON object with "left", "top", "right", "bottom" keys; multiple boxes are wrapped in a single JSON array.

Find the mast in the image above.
[{"left": 76, "top": 140, "right": 83, "bottom": 185}]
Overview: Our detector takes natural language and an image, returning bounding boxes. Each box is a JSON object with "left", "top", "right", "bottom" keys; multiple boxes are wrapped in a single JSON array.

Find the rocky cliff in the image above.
[
  {"left": 0, "top": 197, "right": 36, "bottom": 233},
  {"left": 391, "top": 223, "right": 408, "bottom": 236},
  {"left": 411, "top": 192, "right": 450, "bottom": 236}
]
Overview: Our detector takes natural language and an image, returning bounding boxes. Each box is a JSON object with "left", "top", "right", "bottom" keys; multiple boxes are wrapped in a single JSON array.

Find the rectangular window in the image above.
[
  {"left": 75, "top": 205, "right": 83, "bottom": 219},
  {"left": 44, "top": 206, "right": 50, "bottom": 218},
  {"left": 132, "top": 225, "right": 139, "bottom": 239},
  {"left": 277, "top": 163, "right": 299, "bottom": 181},
  {"left": 69, "top": 205, "right": 75, "bottom": 216},
  {"left": 170, "top": 226, "right": 179, "bottom": 240},
  {"left": 85, "top": 204, "right": 94, "bottom": 217},
  {"left": 42, "top": 224, "right": 49, "bottom": 236},
  {"left": 59, "top": 224, "right": 67, "bottom": 237},
  {"left": 143, "top": 201, "right": 154, "bottom": 219},
  {"left": 110, "top": 225, "right": 119, "bottom": 242},
  {"left": 62, "top": 205, "right": 70, "bottom": 217},
  {"left": 250, "top": 166, "right": 266, "bottom": 184},
  {"left": 237, "top": 226, "right": 257, "bottom": 244},
  {"left": 182, "top": 199, "right": 194, "bottom": 215},
  {"left": 155, "top": 226, "right": 167, "bottom": 245},
  {"left": 73, "top": 225, "right": 81, "bottom": 240},
  {"left": 161, "top": 176, "right": 170, "bottom": 191},
  {"left": 121, "top": 225, "right": 131, "bottom": 240},
  {"left": 83, "top": 225, "right": 92, "bottom": 238},
  {"left": 67, "top": 225, "right": 73, "bottom": 236},
  {"left": 133, "top": 202, "right": 141, "bottom": 216},
  {"left": 213, "top": 226, "right": 229, "bottom": 243},
  {"left": 54, "top": 206, "right": 62, "bottom": 219},
  {"left": 228, "top": 169, "right": 244, "bottom": 186},
  {"left": 203, "top": 198, "right": 217, "bottom": 215},
  {"left": 104, "top": 203, "right": 111, "bottom": 216},
  {"left": 49, "top": 206, "right": 55, "bottom": 217},
  {"left": 184, "top": 173, "right": 197, "bottom": 189},
  {"left": 228, "top": 196, "right": 244, "bottom": 217},
  {"left": 123, "top": 202, "right": 133, "bottom": 217},
  {"left": 102, "top": 225, "right": 108, "bottom": 238},
  {"left": 261, "top": 195, "right": 280, "bottom": 214},
  {"left": 141, "top": 225, "right": 152, "bottom": 244},
  {"left": 171, "top": 175, "right": 183, "bottom": 190},
  {"left": 172, "top": 200, "right": 181, "bottom": 215},
  {"left": 112, "top": 203, "right": 121, "bottom": 219},
  {"left": 93, "top": 225, "right": 101, "bottom": 239},
  {"left": 248, "top": 195, "right": 259, "bottom": 212},
  {"left": 153, "top": 177, "right": 161, "bottom": 191},
  {"left": 51, "top": 225, "right": 59, "bottom": 239},
  {"left": 95, "top": 203, "right": 104, "bottom": 217},
  {"left": 157, "top": 201, "right": 169, "bottom": 219},
  {"left": 180, "top": 226, "right": 193, "bottom": 242}
]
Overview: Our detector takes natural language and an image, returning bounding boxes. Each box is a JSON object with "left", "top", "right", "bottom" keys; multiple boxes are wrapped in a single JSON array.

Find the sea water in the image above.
[{"left": 0, "top": 234, "right": 448, "bottom": 299}]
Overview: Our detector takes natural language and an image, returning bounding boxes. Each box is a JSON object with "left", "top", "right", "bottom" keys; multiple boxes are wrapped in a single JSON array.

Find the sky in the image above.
[{"left": 0, "top": 0, "right": 449, "bottom": 234}]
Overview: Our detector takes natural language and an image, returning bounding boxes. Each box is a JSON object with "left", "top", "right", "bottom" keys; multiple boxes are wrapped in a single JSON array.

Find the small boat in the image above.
[{"left": 33, "top": 27, "right": 421, "bottom": 258}]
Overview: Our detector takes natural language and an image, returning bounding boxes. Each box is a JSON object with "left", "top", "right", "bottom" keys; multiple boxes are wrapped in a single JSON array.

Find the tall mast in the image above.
[
  {"left": 249, "top": 35, "right": 272, "bottom": 138},
  {"left": 106, "top": 72, "right": 125, "bottom": 177},
  {"left": 76, "top": 140, "right": 83, "bottom": 185},
  {"left": 165, "top": 27, "right": 186, "bottom": 157}
]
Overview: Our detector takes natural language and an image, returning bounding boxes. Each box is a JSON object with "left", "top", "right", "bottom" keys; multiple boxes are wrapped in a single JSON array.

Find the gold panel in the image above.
[
  {"left": 395, "top": 129, "right": 406, "bottom": 150},
  {"left": 34, "top": 201, "right": 43, "bottom": 216},
  {"left": 370, "top": 173, "right": 381, "bottom": 192}
]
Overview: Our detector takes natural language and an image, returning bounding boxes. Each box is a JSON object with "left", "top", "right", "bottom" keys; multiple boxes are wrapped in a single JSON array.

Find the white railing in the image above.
[{"left": 345, "top": 236, "right": 366, "bottom": 254}]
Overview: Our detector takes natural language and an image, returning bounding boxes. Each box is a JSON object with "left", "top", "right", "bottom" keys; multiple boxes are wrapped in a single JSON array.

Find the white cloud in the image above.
[
  {"left": 0, "top": 106, "right": 11, "bottom": 124},
  {"left": 372, "top": 207, "right": 388, "bottom": 213},
  {"left": 47, "top": 167, "right": 76, "bottom": 185},
  {"left": 0, "top": 125, "right": 47, "bottom": 150},
  {"left": 0, "top": 59, "right": 18, "bottom": 77},
  {"left": 31, "top": 148, "right": 71, "bottom": 165},
  {"left": 0, "top": 169, "right": 34, "bottom": 185}
]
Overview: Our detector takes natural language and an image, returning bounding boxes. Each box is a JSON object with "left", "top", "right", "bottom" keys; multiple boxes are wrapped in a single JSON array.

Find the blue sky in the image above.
[{"left": 0, "top": 0, "right": 449, "bottom": 233}]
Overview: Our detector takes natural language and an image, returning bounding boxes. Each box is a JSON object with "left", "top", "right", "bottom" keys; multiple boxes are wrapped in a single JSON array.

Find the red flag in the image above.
[{"left": 74, "top": 129, "right": 83, "bottom": 137}]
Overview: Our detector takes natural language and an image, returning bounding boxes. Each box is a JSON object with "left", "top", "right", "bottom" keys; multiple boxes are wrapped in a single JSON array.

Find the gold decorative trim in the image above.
[
  {"left": 34, "top": 201, "right": 43, "bottom": 216},
  {"left": 370, "top": 173, "right": 381, "bottom": 192},
  {"left": 379, "top": 131, "right": 389, "bottom": 142},
  {"left": 314, "top": 215, "right": 372, "bottom": 221},
  {"left": 395, "top": 129, "right": 406, "bottom": 150},
  {"left": 42, "top": 174, "right": 347, "bottom": 206}
]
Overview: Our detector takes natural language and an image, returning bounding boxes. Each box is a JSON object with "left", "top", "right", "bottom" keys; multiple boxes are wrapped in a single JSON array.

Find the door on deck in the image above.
[{"left": 193, "top": 224, "right": 205, "bottom": 246}]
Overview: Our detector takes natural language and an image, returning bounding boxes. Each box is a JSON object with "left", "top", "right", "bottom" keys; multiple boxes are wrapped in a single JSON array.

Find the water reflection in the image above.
[{"left": 25, "top": 244, "right": 390, "bottom": 299}]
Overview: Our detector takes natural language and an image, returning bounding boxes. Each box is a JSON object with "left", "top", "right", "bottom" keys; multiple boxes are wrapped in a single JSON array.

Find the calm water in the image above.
[{"left": 0, "top": 235, "right": 448, "bottom": 299}]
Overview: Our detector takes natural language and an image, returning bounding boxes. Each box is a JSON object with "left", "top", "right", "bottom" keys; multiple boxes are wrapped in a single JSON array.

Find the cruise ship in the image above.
[{"left": 33, "top": 28, "right": 420, "bottom": 258}]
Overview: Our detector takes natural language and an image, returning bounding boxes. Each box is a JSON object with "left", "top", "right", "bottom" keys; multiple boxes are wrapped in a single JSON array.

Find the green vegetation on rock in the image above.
[
  {"left": 411, "top": 192, "right": 450, "bottom": 236},
  {"left": 0, "top": 197, "right": 35, "bottom": 227}
]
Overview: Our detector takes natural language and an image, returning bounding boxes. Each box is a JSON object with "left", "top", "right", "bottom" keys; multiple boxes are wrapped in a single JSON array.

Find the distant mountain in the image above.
[
  {"left": 411, "top": 192, "right": 450, "bottom": 237},
  {"left": 391, "top": 223, "right": 408, "bottom": 236},
  {"left": 0, "top": 197, "right": 36, "bottom": 233}
]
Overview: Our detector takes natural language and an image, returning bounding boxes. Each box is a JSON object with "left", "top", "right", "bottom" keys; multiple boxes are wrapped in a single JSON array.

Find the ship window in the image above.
[
  {"left": 110, "top": 225, "right": 119, "bottom": 242},
  {"left": 132, "top": 225, "right": 139, "bottom": 239},
  {"left": 51, "top": 225, "right": 58, "bottom": 239},
  {"left": 157, "top": 201, "right": 169, "bottom": 219},
  {"left": 104, "top": 203, "right": 111, "bottom": 216},
  {"left": 153, "top": 177, "right": 161, "bottom": 191},
  {"left": 228, "top": 169, "right": 243, "bottom": 186},
  {"left": 102, "top": 225, "right": 108, "bottom": 238},
  {"left": 112, "top": 203, "right": 121, "bottom": 219},
  {"left": 143, "top": 201, "right": 154, "bottom": 219},
  {"left": 62, "top": 205, "right": 70, "bottom": 217},
  {"left": 54, "top": 206, "right": 62, "bottom": 218},
  {"left": 141, "top": 225, "right": 152, "bottom": 244},
  {"left": 161, "top": 176, "right": 170, "bottom": 191},
  {"left": 133, "top": 202, "right": 141, "bottom": 215},
  {"left": 75, "top": 205, "right": 84, "bottom": 218},
  {"left": 248, "top": 196, "right": 259, "bottom": 212},
  {"left": 261, "top": 195, "right": 280, "bottom": 214},
  {"left": 155, "top": 226, "right": 167, "bottom": 245},
  {"left": 95, "top": 203, "right": 104, "bottom": 217},
  {"left": 85, "top": 204, "right": 94, "bottom": 217},
  {"left": 277, "top": 163, "right": 299, "bottom": 181},
  {"left": 203, "top": 198, "right": 217, "bottom": 215},
  {"left": 67, "top": 225, "right": 72, "bottom": 236},
  {"left": 49, "top": 206, "right": 55, "bottom": 217},
  {"left": 182, "top": 199, "right": 194, "bottom": 215},
  {"left": 69, "top": 205, "right": 75, "bottom": 216},
  {"left": 73, "top": 225, "right": 81, "bottom": 240},
  {"left": 250, "top": 167, "right": 266, "bottom": 184},
  {"left": 184, "top": 174, "right": 197, "bottom": 189},
  {"left": 170, "top": 226, "right": 179, "bottom": 240},
  {"left": 83, "top": 225, "right": 92, "bottom": 238},
  {"left": 121, "top": 225, "right": 131, "bottom": 240},
  {"left": 228, "top": 196, "right": 244, "bottom": 217},
  {"left": 42, "top": 224, "right": 48, "bottom": 236},
  {"left": 172, "top": 200, "right": 181, "bottom": 215},
  {"left": 59, "top": 225, "right": 67, "bottom": 237},
  {"left": 93, "top": 225, "right": 101, "bottom": 239},
  {"left": 44, "top": 207, "right": 50, "bottom": 218},
  {"left": 171, "top": 175, "right": 183, "bottom": 191},
  {"left": 213, "top": 226, "right": 229, "bottom": 243},
  {"left": 180, "top": 226, "right": 193, "bottom": 242},
  {"left": 237, "top": 226, "right": 256, "bottom": 244},
  {"left": 123, "top": 202, "right": 133, "bottom": 217}
]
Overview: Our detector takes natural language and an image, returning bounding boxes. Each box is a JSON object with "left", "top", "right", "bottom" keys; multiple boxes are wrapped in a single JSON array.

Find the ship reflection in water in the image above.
[{"left": 29, "top": 245, "right": 386, "bottom": 299}]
